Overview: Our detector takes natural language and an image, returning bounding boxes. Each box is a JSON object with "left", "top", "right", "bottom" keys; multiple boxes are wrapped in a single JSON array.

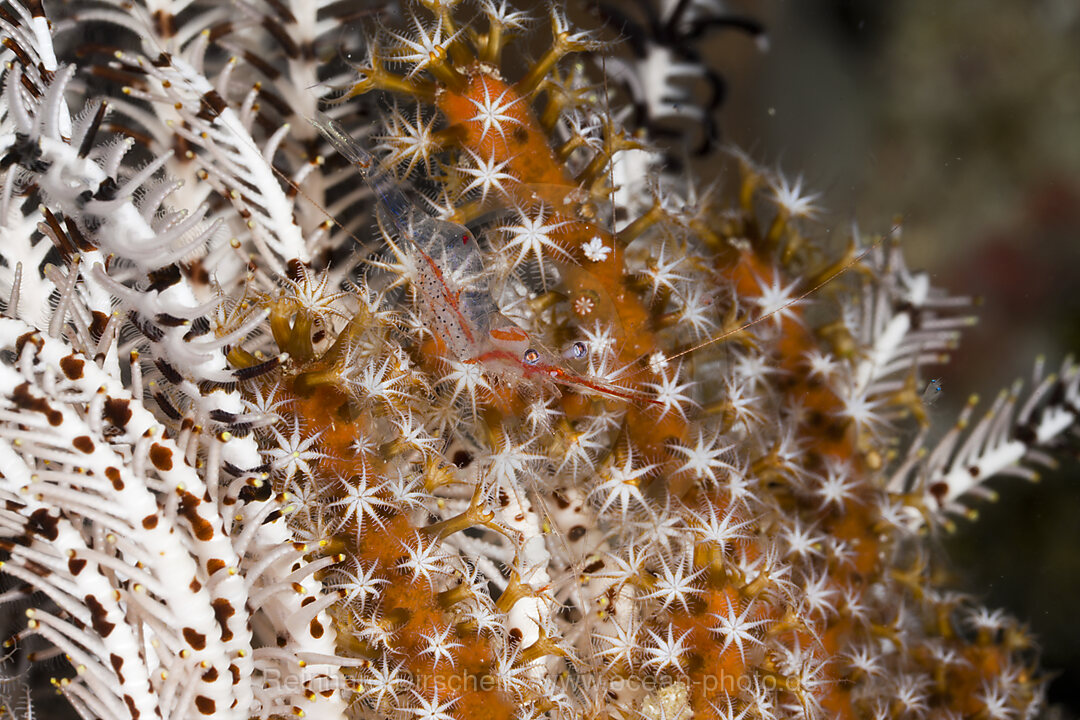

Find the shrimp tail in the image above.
[
  {"left": 311, "top": 113, "right": 373, "bottom": 167},
  {"left": 310, "top": 113, "right": 417, "bottom": 242}
]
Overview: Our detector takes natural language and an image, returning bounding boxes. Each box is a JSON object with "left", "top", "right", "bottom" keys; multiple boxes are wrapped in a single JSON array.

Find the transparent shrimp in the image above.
[
  {"left": 314, "top": 115, "right": 493, "bottom": 359},
  {"left": 313, "top": 115, "right": 650, "bottom": 403}
]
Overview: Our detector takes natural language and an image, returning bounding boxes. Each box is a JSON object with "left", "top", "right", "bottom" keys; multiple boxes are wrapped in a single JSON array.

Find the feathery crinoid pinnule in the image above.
[{"left": 0, "top": 1, "right": 1075, "bottom": 720}]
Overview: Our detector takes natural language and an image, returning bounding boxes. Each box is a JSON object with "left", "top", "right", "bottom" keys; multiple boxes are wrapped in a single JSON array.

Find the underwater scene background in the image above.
[{"left": 0, "top": 0, "right": 1077, "bottom": 718}]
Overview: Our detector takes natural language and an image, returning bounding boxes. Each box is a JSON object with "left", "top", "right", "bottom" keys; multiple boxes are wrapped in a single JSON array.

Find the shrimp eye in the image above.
[
  {"left": 570, "top": 341, "right": 588, "bottom": 359},
  {"left": 523, "top": 348, "right": 540, "bottom": 365}
]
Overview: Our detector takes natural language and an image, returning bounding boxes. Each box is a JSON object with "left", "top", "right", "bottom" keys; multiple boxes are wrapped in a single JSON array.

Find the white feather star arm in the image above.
[
  {"left": 0, "top": 319, "right": 350, "bottom": 719},
  {"left": 850, "top": 238, "right": 976, "bottom": 399},
  {"left": 0, "top": 320, "right": 249, "bottom": 718},
  {"left": 889, "top": 355, "right": 1080, "bottom": 527}
]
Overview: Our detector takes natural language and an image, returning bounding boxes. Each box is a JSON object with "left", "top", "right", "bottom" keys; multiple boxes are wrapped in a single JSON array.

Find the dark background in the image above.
[{"left": 705, "top": 0, "right": 1080, "bottom": 713}]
